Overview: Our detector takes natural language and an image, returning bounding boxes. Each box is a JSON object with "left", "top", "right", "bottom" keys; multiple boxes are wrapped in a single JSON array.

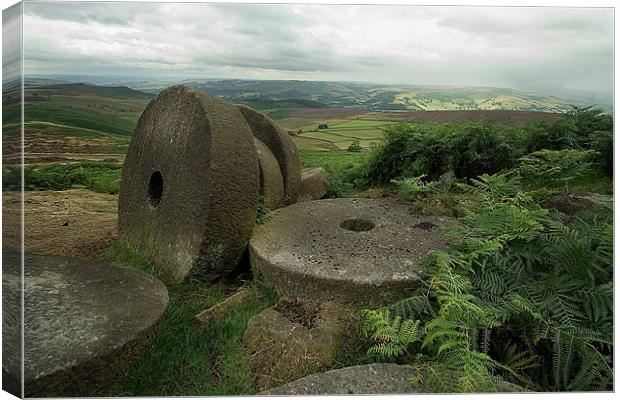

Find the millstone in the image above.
[
  {"left": 255, "top": 138, "right": 285, "bottom": 209},
  {"left": 2, "top": 252, "right": 168, "bottom": 397},
  {"left": 118, "top": 85, "right": 259, "bottom": 282},
  {"left": 298, "top": 167, "right": 328, "bottom": 202},
  {"left": 250, "top": 198, "right": 453, "bottom": 307},
  {"left": 261, "top": 363, "right": 417, "bottom": 395},
  {"left": 238, "top": 104, "right": 301, "bottom": 205}
]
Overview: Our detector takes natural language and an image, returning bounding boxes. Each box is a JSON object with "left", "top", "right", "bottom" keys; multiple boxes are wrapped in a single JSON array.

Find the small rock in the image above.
[
  {"left": 243, "top": 303, "right": 349, "bottom": 391},
  {"left": 261, "top": 363, "right": 417, "bottom": 395},
  {"left": 297, "top": 167, "right": 328, "bottom": 202}
]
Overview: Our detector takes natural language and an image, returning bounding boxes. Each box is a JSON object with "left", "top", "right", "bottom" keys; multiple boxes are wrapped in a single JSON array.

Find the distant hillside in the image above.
[
  {"left": 3, "top": 79, "right": 152, "bottom": 135},
  {"left": 164, "top": 80, "right": 576, "bottom": 113},
  {"left": 385, "top": 86, "right": 572, "bottom": 113},
  {"left": 25, "top": 75, "right": 610, "bottom": 113},
  {"left": 31, "top": 82, "right": 153, "bottom": 100}
]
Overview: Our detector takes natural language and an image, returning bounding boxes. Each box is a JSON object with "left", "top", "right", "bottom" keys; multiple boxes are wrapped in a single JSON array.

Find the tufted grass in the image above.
[{"left": 102, "top": 242, "right": 276, "bottom": 396}]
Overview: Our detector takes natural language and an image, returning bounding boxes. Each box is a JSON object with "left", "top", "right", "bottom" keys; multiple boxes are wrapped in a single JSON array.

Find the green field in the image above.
[{"left": 286, "top": 119, "right": 394, "bottom": 151}]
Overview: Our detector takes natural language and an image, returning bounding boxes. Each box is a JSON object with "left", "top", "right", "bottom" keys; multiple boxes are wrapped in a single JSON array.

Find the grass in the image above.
[
  {"left": 266, "top": 108, "right": 293, "bottom": 119},
  {"left": 300, "top": 130, "right": 351, "bottom": 143},
  {"left": 4, "top": 92, "right": 148, "bottom": 136},
  {"left": 299, "top": 149, "right": 366, "bottom": 174},
  {"left": 102, "top": 242, "right": 277, "bottom": 396},
  {"left": 272, "top": 117, "right": 352, "bottom": 131},
  {"left": 15, "top": 121, "right": 131, "bottom": 140},
  {"left": 291, "top": 136, "right": 340, "bottom": 151},
  {"left": 288, "top": 118, "right": 391, "bottom": 150},
  {"left": 330, "top": 120, "right": 392, "bottom": 128},
  {"left": 9, "top": 103, "right": 137, "bottom": 135},
  {"left": 3, "top": 162, "right": 123, "bottom": 194},
  {"left": 298, "top": 149, "right": 367, "bottom": 197},
  {"left": 325, "top": 129, "right": 385, "bottom": 140}
]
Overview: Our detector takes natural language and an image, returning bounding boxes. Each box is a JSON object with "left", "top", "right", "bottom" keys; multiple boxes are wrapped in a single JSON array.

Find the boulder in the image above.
[
  {"left": 298, "top": 167, "right": 328, "bottom": 202},
  {"left": 2, "top": 252, "right": 168, "bottom": 397},
  {"left": 118, "top": 85, "right": 259, "bottom": 282}
]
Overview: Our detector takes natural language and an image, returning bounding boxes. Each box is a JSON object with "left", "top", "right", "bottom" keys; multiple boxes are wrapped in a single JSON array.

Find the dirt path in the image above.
[{"left": 3, "top": 189, "right": 118, "bottom": 259}]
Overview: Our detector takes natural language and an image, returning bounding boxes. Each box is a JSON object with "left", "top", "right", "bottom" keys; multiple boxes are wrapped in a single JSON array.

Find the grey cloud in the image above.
[
  {"left": 24, "top": 1, "right": 141, "bottom": 25},
  {"left": 19, "top": 3, "right": 613, "bottom": 105},
  {"left": 3, "top": 3, "right": 22, "bottom": 82}
]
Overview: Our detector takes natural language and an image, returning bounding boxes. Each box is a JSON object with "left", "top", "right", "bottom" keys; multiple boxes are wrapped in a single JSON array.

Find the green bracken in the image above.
[{"left": 361, "top": 164, "right": 613, "bottom": 393}]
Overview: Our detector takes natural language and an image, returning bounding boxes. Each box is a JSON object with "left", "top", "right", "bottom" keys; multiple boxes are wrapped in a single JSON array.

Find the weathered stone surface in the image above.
[
  {"left": 243, "top": 303, "right": 349, "bottom": 391},
  {"left": 255, "top": 138, "right": 285, "bottom": 210},
  {"left": 195, "top": 288, "right": 252, "bottom": 323},
  {"left": 237, "top": 104, "right": 301, "bottom": 205},
  {"left": 118, "top": 85, "right": 259, "bottom": 282},
  {"left": 298, "top": 167, "right": 328, "bottom": 202},
  {"left": 262, "top": 363, "right": 417, "bottom": 395},
  {"left": 250, "top": 198, "right": 453, "bottom": 307},
  {"left": 2, "top": 252, "right": 22, "bottom": 397},
  {"left": 2, "top": 252, "right": 168, "bottom": 397}
]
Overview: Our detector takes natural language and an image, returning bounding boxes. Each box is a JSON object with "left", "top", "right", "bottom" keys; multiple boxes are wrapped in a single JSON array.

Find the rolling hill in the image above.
[
  {"left": 175, "top": 80, "right": 577, "bottom": 113},
  {"left": 32, "top": 75, "right": 596, "bottom": 113}
]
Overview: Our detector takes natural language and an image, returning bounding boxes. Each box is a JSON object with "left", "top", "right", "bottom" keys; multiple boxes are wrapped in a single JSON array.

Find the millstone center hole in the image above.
[
  {"left": 340, "top": 218, "right": 375, "bottom": 232},
  {"left": 147, "top": 171, "right": 163, "bottom": 207}
]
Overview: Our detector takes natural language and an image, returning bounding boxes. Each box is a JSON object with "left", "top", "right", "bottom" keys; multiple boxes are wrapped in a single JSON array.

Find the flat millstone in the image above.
[
  {"left": 2, "top": 252, "right": 168, "bottom": 397},
  {"left": 118, "top": 85, "right": 259, "bottom": 282},
  {"left": 250, "top": 198, "right": 453, "bottom": 307},
  {"left": 261, "top": 363, "right": 417, "bottom": 395}
]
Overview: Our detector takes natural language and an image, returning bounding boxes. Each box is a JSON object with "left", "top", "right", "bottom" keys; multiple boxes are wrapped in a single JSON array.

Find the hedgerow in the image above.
[{"left": 353, "top": 106, "right": 612, "bottom": 187}]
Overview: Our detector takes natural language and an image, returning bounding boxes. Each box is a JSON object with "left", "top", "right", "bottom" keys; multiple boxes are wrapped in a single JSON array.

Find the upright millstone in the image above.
[
  {"left": 255, "top": 138, "right": 285, "bottom": 209},
  {"left": 237, "top": 105, "right": 301, "bottom": 205},
  {"left": 118, "top": 85, "right": 259, "bottom": 282}
]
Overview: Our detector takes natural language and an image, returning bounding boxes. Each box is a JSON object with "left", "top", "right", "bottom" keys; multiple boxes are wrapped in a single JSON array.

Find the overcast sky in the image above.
[{"left": 15, "top": 2, "right": 615, "bottom": 103}]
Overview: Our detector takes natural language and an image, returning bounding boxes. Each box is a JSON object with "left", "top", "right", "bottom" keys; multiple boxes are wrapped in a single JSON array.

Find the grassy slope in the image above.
[{"left": 4, "top": 82, "right": 150, "bottom": 135}]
